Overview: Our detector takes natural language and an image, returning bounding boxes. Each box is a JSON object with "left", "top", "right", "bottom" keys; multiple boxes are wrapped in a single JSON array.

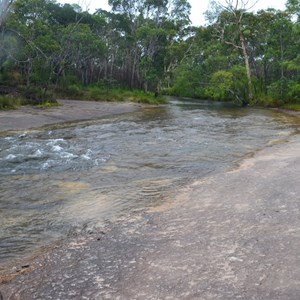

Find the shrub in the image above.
[
  {"left": 170, "top": 74, "right": 197, "bottom": 98},
  {"left": 231, "top": 66, "right": 249, "bottom": 102},
  {"left": 62, "top": 84, "right": 84, "bottom": 98},
  {"left": 267, "top": 79, "right": 300, "bottom": 104},
  {"left": 20, "top": 86, "right": 56, "bottom": 105},
  {"left": 283, "top": 103, "right": 300, "bottom": 111},
  {"left": 286, "top": 81, "right": 300, "bottom": 103},
  {"left": 0, "top": 96, "right": 23, "bottom": 109},
  {"left": 267, "top": 78, "right": 289, "bottom": 102},
  {"left": 207, "top": 70, "right": 234, "bottom": 101},
  {"left": 59, "top": 75, "right": 80, "bottom": 86},
  {"left": 86, "top": 86, "right": 106, "bottom": 100},
  {"left": 253, "top": 94, "right": 281, "bottom": 107},
  {"left": 96, "top": 78, "right": 120, "bottom": 89}
]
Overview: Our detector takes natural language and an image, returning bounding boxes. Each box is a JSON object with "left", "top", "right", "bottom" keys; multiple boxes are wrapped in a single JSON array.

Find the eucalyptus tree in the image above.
[
  {"left": 60, "top": 23, "right": 106, "bottom": 85},
  {"left": 106, "top": 0, "right": 191, "bottom": 91},
  {"left": 5, "top": 0, "right": 62, "bottom": 86},
  {"left": 2, "top": 0, "right": 42, "bottom": 85},
  {"left": 206, "top": 0, "right": 259, "bottom": 103},
  {"left": 5, "top": 0, "right": 99, "bottom": 87},
  {"left": 169, "top": 26, "right": 222, "bottom": 98},
  {"left": 260, "top": 10, "right": 293, "bottom": 81}
]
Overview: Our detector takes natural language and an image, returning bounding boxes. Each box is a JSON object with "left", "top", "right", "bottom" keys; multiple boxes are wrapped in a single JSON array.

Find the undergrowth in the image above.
[
  {"left": 58, "top": 85, "right": 167, "bottom": 105},
  {"left": 0, "top": 96, "right": 23, "bottom": 110}
]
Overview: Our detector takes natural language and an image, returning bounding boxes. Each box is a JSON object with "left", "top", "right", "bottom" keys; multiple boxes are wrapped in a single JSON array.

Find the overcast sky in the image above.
[{"left": 58, "top": 0, "right": 287, "bottom": 26}]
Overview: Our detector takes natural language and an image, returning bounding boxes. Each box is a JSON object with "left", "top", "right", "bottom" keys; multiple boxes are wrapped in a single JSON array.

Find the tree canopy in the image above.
[{"left": 0, "top": 0, "right": 299, "bottom": 108}]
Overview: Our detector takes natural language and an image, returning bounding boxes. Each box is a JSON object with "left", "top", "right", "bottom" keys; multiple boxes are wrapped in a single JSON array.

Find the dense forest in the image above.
[{"left": 0, "top": 0, "right": 300, "bottom": 108}]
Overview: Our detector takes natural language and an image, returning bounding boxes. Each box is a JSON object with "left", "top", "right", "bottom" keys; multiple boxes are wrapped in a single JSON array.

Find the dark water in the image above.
[{"left": 0, "top": 99, "right": 298, "bottom": 265}]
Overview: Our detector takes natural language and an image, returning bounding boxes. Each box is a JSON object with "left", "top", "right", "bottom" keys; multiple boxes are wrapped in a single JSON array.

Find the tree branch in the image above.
[{"left": 0, "top": 0, "right": 14, "bottom": 27}]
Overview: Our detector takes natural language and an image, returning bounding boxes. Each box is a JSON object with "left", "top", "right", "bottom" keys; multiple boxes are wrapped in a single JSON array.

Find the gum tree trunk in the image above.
[{"left": 239, "top": 33, "right": 254, "bottom": 103}]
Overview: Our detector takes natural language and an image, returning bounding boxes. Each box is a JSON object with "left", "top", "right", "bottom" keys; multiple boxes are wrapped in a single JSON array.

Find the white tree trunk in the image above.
[{"left": 240, "top": 33, "right": 253, "bottom": 102}]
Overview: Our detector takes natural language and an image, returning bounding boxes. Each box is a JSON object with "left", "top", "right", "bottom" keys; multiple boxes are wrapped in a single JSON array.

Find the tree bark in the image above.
[{"left": 239, "top": 33, "right": 254, "bottom": 103}]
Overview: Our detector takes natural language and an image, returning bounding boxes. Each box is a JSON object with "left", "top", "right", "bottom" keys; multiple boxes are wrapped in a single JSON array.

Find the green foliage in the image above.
[
  {"left": 283, "top": 103, "right": 300, "bottom": 111},
  {"left": 96, "top": 78, "right": 120, "bottom": 90},
  {"left": 0, "top": 68, "right": 22, "bottom": 85},
  {"left": 0, "top": 0, "right": 300, "bottom": 109},
  {"left": 58, "top": 75, "right": 81, "bottom": 87},
  {"left": 230, "top": 66, "right": 248, "bottom": 100},
  {"left": 21, "top": 86, "right": 57, "bottom": 105},
  {"left": 286, "top": 81, "right": 300, "bottom": 103},
  {"left": 206, "top": 70, "right": 234, "bottom": 101},
  {"left": 61, "top": 84, "right": 84, "bottom": 98},
  {"left": 168, "top": 61, "right": 206, "bottom": 99},
  {"left": 36, "top": 101, "right": 61, "bottom": 108},
  {"left": 0, "top": 96, "right": 23, "bottom": 110},
  {"left": 287, "top": 0, "right": 300, "bottom": 21},
  {"left": 169, "top": 74, "right": 196, "bottom": 98},
  {"left": 30, "top": 60, "right": 52, "bottom": 85},
  {"left": 267, "top": 78, "right": 289, "bottom": 102},
  {"left": 86, "top": 86, "right": 104, "bottom": 100},
  {"left": 55, "top": 84, "right": 167, "bottom": 104},
  {"left": 267, "top": 79, "right": 300, "bottom": 104},
  {"left": 253, "top": 94, "right": 282, "bottom": 108},
  {"left": 84, "top": 88, "right": 167, "bottom": 104}
]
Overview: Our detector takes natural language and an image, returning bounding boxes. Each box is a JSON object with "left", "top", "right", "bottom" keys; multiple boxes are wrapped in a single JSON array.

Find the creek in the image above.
[{"left": 0, "top": 98, "right": 298, "bottom": 265}]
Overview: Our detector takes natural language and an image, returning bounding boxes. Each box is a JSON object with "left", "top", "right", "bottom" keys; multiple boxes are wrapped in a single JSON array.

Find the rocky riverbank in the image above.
[
  {"left": 0, "top": 100, "right": 141, "bottom": 133},
  {"left": 1, "top": 131, "right": 300, "bottom": 299}
]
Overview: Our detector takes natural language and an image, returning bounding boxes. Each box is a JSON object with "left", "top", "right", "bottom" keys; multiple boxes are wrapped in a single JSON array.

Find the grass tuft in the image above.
[
  {"left": 57, "top": 85, "right": 167, "bottom": 105},
  {"left": 282, "top": 103, "right": 300, "bottom": 112},
  {"left": 0, "top": 96, "right": 23, "bottom": 110}
]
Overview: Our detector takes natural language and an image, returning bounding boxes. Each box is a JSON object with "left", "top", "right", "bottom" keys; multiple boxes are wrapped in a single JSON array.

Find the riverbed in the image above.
[{"left": 0, "top": 98, "right": 299, "bottom": 267}]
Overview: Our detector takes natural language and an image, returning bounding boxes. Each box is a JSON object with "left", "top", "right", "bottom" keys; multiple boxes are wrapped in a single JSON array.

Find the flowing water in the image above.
[{"left": 0, "top": 99, "right": 298, "bottom": 265}]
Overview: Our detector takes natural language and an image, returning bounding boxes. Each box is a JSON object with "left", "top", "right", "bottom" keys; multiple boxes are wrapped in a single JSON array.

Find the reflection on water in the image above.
[{"left": 0, "top": 98, "right": 298, "bottom": 264}]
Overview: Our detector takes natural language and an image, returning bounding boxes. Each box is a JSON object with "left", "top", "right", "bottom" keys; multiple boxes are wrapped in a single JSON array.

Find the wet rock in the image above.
[
  {"left": 21, "top": 265, "right": 30, "bottom": 270},
  {"left": 18, "top": 132, "right": 27, "bottom": 138},
  {"left": 1, "top": 136, "right": 300, "bottom": 299}
]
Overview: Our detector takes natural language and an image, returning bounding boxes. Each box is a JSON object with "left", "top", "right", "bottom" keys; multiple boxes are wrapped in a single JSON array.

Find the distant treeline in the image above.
[{"left": 0, "top": 0, "right": 300, "bottom": 108}]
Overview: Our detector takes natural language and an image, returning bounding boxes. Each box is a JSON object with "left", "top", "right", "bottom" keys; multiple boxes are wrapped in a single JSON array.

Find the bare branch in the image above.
[
  {"left": 6, "top": 28, "right": 48, "bottom": 60},
  {"left": 0, "top": 0, "right": 13, "bottom": 27},
  {"left": 224, "top": 40, "right": 243, "bottom": 49},
  {"left": 212, "top": 0, "right": 259, "bottom": 13}
]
